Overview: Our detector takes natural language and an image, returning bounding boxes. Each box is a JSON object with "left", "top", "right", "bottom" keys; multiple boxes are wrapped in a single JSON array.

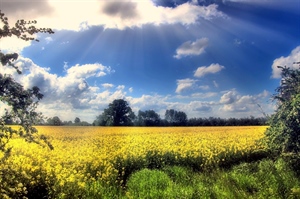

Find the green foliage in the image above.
[
  {"left": 263, "top": 66, "right": 300, "bottom": 155},
  {"left": 165, "top": 109, "right": 188, "bottom": 126},
  {"left": 96, "top": 99, "right": 135, "bottom": 126},
  {"left": 47, "top": 116, "right": 63, "bottom": 126},
  {"left": 0, "top": 11, "right": 54, "bottom": 159},
  {"left": 1, "top": 149, "right": 299, "bottom": 198},
  {"left": 112, "top": 148, "right": 269, "bottom": 189},
  {"left": 209, "top": 158, "right": 300, "bottom": 199},
  {"left": 136, "top": 110, "right": 161, "bottom": 126},
  {"left": 85, "top": 180, "right": 122, "bottom": 199},
  {"left": 124, "top": 158, "right": 300, "bottom": 199},
  {"left": 74, "top": 117, "right": 80, "bottom": 124},
  {"left": 0, "top": 10, "right": 54, "bottom": 73},
  {"left": 0, "top": 10, "right": 54, "bottom": 41},
  {"left": 126, "top": 169, "right": 173, "bottom": 198},
  {"left": 0, "top": 164, "right": 57, "bottom": 199}
]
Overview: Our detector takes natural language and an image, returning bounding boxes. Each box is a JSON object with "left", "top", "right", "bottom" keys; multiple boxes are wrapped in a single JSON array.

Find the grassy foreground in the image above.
[
  {"left": 1, "top": 126, "right": 299, "bottom": 198},
  {"left": 125, "top": 159, "right": 300, "bottom": 199}
]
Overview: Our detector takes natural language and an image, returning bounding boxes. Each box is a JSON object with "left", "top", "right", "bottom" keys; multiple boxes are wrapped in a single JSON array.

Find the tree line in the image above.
[
  {"left": 26, "top": 99, "right": 267, "bottom": 126},
  {"left": 90, "top": 99, "right": 267, "bottom": 127}
]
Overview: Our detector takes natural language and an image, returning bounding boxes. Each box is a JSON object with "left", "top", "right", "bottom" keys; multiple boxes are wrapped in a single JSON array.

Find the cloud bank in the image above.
[{"left": 1, "top": 1, "right": 226, "bottom": 31}]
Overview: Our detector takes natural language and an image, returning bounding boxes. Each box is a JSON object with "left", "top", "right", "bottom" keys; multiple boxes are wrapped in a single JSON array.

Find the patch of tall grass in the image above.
[{"left": 123, "top": 158, "right": 300, "bottom": 199}]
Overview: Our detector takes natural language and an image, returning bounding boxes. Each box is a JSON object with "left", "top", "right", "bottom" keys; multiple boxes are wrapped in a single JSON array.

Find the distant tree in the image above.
[
  {"left": 0, "top": 11, "right": 54, "bottom": 158},
  {"left": 165, "top": 109, "right": 175, "bottom": 124},
  {"left": 52, "top": 116, "right": 63, "bottom": 126},
  {"left": 176, "top": 111, "right": 188, "bottom": 126},
  {"left": 98, "top": 99, "right": 135, "bottom": 126},
  {"left": 263, "top": 65, "right": 300, "bottom": 155},
  {"left": 47, "top": 116, "right": 62, "bottom": 126},
  {"left": 165, "top": 109, "right": 187, "bottom": 126},
  {"left": 137, "top": 110, "right": 161, "bottom": 126},
  {"left": 74, "top": 117, "right": 81, "bottom": 124}
]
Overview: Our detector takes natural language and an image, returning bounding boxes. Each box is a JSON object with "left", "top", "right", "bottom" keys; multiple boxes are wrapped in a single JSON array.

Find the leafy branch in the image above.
[{"left": 0, "top": 11, "right": 54, "bottom": 160}]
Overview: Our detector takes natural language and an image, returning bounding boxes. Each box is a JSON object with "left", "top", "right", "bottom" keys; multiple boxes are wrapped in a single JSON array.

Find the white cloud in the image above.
[
  {"left": 129, "top": 94, "right": 167, "bottom": 112},
  {"left": 0, "top": 37, "right": 31, "bottom": 54},
  {"left": 102, "top": 83, "right": 114, "bottom": 89},
  {"left": 1, "top": 1, "right": 226, "bottom": 31},
  {"left": 0, "top": 1, "right": 226, "bottom": 53},
  {"left": 191, "top": 92, "right": 217, "bottom": 99},
  {"left": 271, "top": 46, "right": 300, "bottom": 78},
  {"left": 117, "top": 85, "right": 125, "bottom": 90},
  {"left": 190, "top": 101, "right": 213, "bottom": 112},
  {"left": 175, "top": 78, "right": 198, "bottom": 94},
  {"left": 219, "top": 90, "right": 272, "bottom": 116},
  {"left": 220, "top": 95, "right": 256, "bottom": 113},
  {"left": 0, "top": 56, "right": 121, "bottom": 119},
  {"left": 219, "top": 89, "right": 238, "bottom": 104},
  {"left": 257, "top": 90, "right": 270, "bottom": 99},
  {"left": 100, "top": 2, "right": 225, "bottom": 29},
  {"left": 66, "top": 63, "right": 113, "bottom": 79},
  {"left": 174, "top": 38, "right": 209, "bottom": 59},
  {"left": 194, "top": 63, "right": 225, "bottom": 78}
]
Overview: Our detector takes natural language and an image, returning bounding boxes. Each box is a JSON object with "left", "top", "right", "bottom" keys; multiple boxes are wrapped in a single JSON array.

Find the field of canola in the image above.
[{"left": 1, "top": 126, "right": 268, "bottom": 198}]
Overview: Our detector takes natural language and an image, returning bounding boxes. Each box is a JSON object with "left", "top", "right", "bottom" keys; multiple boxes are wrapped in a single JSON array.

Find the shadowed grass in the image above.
[{"left": 122, "top": 158, "right": 300, "bottom": 199}]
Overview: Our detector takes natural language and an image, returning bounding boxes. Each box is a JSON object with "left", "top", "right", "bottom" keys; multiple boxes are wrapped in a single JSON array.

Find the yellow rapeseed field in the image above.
[{"left": 1, "top": 126, "right": 268, "bottom": 198}]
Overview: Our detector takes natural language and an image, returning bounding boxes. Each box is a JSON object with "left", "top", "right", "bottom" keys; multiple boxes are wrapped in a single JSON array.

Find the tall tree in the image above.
[
  {"left": 263, "top": 65, "right": 300, "bottom": 155},
  {"left": 98, "top": 99, "right": 135, "bottom": 126},
  {"left": 74, "top": 117, "right": 81, "bottom": 124},
  {"left": 0, "top": 11, "right": 54, "bottom": 158}
]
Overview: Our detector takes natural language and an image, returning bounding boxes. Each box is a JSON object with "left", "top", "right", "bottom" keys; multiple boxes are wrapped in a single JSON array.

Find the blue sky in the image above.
[{"left": 1, "top": 0, "right": 300, "bottom": 123}]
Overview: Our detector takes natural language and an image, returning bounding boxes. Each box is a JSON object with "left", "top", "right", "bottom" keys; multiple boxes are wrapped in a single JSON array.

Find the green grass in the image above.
[{"left": 84, "top": 158, "right": 300, "bottom": 199}]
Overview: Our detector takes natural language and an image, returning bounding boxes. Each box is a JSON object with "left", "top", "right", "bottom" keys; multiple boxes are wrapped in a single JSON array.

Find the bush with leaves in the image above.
[
  {"left": 0, "top": 10, "right": 54, "bottom": 159},
  {"left": 263, "top": 65, "right": 300, "bottom": 155}
]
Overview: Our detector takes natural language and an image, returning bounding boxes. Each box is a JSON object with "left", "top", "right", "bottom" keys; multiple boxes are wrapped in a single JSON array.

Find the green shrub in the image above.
[{"left": 263, "top": 66, "right": 300, "bottom": 155}]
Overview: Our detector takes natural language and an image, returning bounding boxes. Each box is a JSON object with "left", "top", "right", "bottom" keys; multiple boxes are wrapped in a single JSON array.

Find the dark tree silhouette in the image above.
[
  {"left": 98, "top": 99, "right": 135, "bottom": 126},
  {"left": 0, "top": 11, "right": 54, "bottom": 158}
]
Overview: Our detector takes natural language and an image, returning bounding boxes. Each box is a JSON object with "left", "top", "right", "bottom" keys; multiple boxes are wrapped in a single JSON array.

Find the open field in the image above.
[{"left": 1, "top": 126, "right": 299, "bottom": 198}]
